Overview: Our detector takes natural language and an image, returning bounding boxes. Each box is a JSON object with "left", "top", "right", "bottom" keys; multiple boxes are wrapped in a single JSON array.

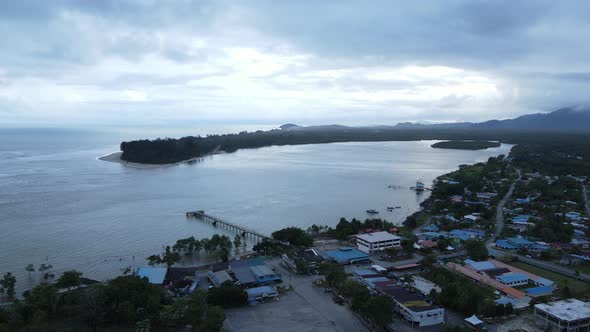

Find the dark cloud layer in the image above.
[{"left": 0, "top": 0, "right": 589, "bottom": 126}]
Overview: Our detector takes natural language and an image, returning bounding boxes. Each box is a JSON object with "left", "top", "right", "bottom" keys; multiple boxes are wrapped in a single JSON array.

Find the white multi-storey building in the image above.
[
  {"left": 356, "top": 231, "right": 401, "bottom": 254},
  {"left": 534, "top": 299, "right": 590, "bottom": 331}
]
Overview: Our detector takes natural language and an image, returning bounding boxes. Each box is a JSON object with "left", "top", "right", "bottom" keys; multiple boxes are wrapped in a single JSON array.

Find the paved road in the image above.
[
  {"left": 269, "top": 259, "right": 369, "bottom": 332},
  {"left": 515, "top": 254, "right": 590, "bottom": 281},
  {"left": 487, "top": 168, "right": 521, "bottom": 246},
  {"left": 583, "top": 185, "right": 590, "bottom": 217}
]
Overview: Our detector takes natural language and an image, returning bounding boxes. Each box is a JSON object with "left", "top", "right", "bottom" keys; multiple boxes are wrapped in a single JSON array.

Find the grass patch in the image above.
[
  {"left": 508, "top": 261, "right": 590, "bottom": 296},
  {"left": 416, "top": 213, "right": 431, "bottom": 227},
  {"left": 572, "top": 263, "right": 590, "bottom": 275}
]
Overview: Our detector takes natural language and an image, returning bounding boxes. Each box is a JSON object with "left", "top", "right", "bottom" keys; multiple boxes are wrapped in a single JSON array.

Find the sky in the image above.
[{"left": 1, "top": 0, "right": 589, "bottom": 128}]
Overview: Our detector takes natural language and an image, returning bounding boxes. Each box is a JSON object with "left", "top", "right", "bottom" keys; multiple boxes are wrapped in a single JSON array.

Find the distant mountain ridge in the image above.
[
  {"left": 282, "top": 107, "right": 590, "bottom": 132},
  {"left": 395, "top": 107, "right": 590, "bottom": 131}
]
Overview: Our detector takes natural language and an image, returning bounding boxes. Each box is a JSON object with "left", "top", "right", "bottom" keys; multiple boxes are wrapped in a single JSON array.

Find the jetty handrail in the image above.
[{"left": 186, "top": 210, "right": 270, "bottom": 240}]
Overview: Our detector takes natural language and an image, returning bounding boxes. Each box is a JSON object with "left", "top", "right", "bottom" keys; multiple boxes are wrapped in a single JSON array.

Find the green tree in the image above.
[
  {"left": 401, "top": 235, "right": 417, "bottom": 255},
  {"left": 0, "top": 273, "right": 16, "bottom": 298},
  {"left": 102, "top": 276, "right": 163, "bottom": 324},
  {"left": 341, "top": 280, "right": 370, "bottom": 311},
  {"left": 271, "top": 227, "right": 313, "bottom": 247},
  {"left": 218, "top": 235, "right": 232, "bottom": 252},
  {"left": 207, "top": 284, "right": 247, "bottom": 308},
  {"left": 26, "top": 283, "right": 57, "bottom": 315},
  {"left": 335, "top": 218, "right": 355, "bottom": 239},
  {"left": 25, "top": 264, "right": 35, "bottom": 279},
  {"left": 318, "top": 262, "right": 346, "bottom": 288},
  {"left": 82, "top": 284, "right": 107, "bottom": 330},
  {"left": 38, "top": 263, "right": 53, "bottom": 280},
  {"left": 56, "top": 270, "right": 82, "bottom": 290},
  {"left": 505, "top": 303, "right": 514, "bottom": 315},
  {"left": 367, "top": 296, "right": 394, "bottom": 327},
  {"left": 233, "top": 235, "right": 242, "bottom": 249},
  {"left": 146, "top": 255, "right": 162, "bottom": 266},
  {"left": 161, "top": 246, "right": 181, "bottom": 267},
  {"left": 295, "top": 259, "right": 310, "bottom": 275},
  {"left": 464, "top": 239, "right": 489, "bottom": 261},
  {"left": 202, "top": 305, "right": 225, "bottom": 331}
]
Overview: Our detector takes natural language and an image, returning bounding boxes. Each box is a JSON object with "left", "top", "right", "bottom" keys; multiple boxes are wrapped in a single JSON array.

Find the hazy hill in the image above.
[{"left": 387, "top": 107, "right": 590, "bottom": 132}]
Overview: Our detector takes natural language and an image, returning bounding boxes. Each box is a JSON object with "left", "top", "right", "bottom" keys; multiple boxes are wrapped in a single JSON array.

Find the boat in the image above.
[
  {"left": 415, "top": 181, "right": 425, "bottom": 191},
  {"left": 366, "top": 209, "right": 379, "bottom": 214},
  {"left": 387, "top": 207, "right": 395, "bottom": 211}
]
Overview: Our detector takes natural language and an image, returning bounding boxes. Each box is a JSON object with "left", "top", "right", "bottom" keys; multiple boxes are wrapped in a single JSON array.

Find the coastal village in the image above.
[{"left": 2, "top": 150, "right": 590, "bottom": 331}]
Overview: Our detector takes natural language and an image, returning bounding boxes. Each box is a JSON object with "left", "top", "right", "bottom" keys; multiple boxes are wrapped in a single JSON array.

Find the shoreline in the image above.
[{"left": 97, "top": 151, "right": 221, "bottom": 169}]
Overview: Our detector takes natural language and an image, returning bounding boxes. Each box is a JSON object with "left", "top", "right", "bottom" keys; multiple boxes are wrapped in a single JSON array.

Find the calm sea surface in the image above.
[{"left": 0, "top": 127, "right": 512, "bottom": 294}]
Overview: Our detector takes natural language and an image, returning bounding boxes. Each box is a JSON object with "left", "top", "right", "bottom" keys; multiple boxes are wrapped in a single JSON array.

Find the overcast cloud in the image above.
[{"left": 0, "top": 0, "right": 589, "bottom": 127}]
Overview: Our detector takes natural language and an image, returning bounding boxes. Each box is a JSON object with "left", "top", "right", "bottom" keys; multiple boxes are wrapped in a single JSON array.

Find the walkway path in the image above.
[{"left": 487, "top": 168, "right": 521, "bottom": 246}]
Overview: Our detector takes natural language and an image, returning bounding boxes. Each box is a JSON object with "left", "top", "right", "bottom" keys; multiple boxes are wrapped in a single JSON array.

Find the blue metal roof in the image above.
[
  {"left": 496, "top": 273, "right": 529, "bottom": 283},
  {"left": 537, "top": 278, "right": 554, "bottom": 286},
  {"left": 464, "top": 259, "right": 495, "bottom": 271},
  {"left": 246, "top": 285, "right": 278, "bottom": 296},
  {"left": 507, "top": 237, "right": 534, "bottom": 246},
  {"left": 423, "top": 225, "right": 440, "bottom": 232},
  {"left": 136, "top": 267, "right": 168, "bottom": 284},
  {"left": 450, "top": 229, "right": 484, "bottom": 238},
  {"left": 230, "top": 258, "right": 266, "bottom": 285},
  {"left": 496, "top": 239, "right": 517, "bottom": 249},
  {"left": 452, "top": 234, "right": 471, "bottom": 241},
  {"left": 512, "top": 215, "right": 532, "bottom": 222},
  {"left": 526, "top": 285, "right": 554, "bottom": 295},
  {"left": 324, "top": 247, "right": 369, "bottom": 263}
]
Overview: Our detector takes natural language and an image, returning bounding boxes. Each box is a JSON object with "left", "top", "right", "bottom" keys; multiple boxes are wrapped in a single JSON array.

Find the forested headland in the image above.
[{"left": 119, "top": 126, "right": 590, "bottom": 165}]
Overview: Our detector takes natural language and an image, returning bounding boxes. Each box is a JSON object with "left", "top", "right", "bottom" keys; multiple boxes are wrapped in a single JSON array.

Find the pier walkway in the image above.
[{"left": 186, "top": 210, "right": 270, "bottom": 241}]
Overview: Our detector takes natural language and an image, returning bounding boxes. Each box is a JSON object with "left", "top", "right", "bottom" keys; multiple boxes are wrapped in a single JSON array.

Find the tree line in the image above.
[{"left": 120, "top": 127, "right": 590, "bottom": 164}]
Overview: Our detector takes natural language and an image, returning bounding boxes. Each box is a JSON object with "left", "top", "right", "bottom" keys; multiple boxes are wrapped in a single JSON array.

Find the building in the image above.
[
  {"left": 250, "top": 265, "right": 281, "bottom": 284},
  {"left": 245, "top": 285, "right": 279, "bottom": 304},
  {"left": 534, "top": 299, "right": 590, "bottom": 331},
  {"left": 136, "top": 267, "right": 168, "bottom": 285},
  {"left": 464, "top": 259, "right": 496, "bottom": 271},
  {"left": 450, "top": 229, "right": 485, "bottom": 241},
  {"left": 464, "top": 315, "right": 484, "bottom": 329},
  {"left": 411, "top": 276, "right": 441, "bottom": 296},
  {"left": 207, "top": 270, "right": 234, "bottom": 288},
  {"left": 496, "top": 273, "right": 530, "bottom": 287},
  {"left": 422, "top": 224, "right": 440, "bottom": 232},
  {"left": 229, "top": 259, "right": 281, "bottom": 287},
  {"left": 375, "top": 283, "right": 444, "bottom": 327},
  {"left": 323, "top": 247, "right": 370, "bottom": 265},
  {"left": 356, "top": 231, "right": 401, "bottom": 254},
  {"left": 281, "top": 248, "right": 323, "bottom": 272}
]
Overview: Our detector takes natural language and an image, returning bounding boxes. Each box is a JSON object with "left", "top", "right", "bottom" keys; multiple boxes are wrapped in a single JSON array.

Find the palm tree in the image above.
[{"left": 25, "top": 264, "right": 35, "bottom": 279}]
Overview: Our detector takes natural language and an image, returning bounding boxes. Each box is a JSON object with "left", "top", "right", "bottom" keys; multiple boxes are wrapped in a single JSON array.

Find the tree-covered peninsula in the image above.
[{"left": 119, "top": 126, "right": 590, "bottom": 165}]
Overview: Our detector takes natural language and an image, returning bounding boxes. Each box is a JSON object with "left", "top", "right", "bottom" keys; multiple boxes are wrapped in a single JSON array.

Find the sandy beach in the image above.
[{"left": 97, "top": 151, "right": 215, "bottom": 169}]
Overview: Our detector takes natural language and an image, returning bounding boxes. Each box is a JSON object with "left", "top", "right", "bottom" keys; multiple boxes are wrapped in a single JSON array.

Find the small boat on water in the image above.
[
  {"left": 415, "top": 181, "right": 425, "bottom": 191},
  {"left": 366, "top": 209, "right": 379, "bottom": 214},
  {"left": 387, "top": 207, "right": 395, "bottom": 211},
  {"left": 410, "top": 181, "right": 427, "bottom": 191}
]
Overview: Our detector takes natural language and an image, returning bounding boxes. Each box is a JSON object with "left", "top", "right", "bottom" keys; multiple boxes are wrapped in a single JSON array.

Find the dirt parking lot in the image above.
[
  {"left": 224, "top": 258, "right": 368, "bottom": 332},
  {"left": 224, "top": 291, "right": 339, "bottom": 332}
]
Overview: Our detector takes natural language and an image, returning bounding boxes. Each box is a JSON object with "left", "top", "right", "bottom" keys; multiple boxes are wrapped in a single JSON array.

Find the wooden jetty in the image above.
[{"left": 186, "top": 210, "right": 270, "bottom": 241}]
